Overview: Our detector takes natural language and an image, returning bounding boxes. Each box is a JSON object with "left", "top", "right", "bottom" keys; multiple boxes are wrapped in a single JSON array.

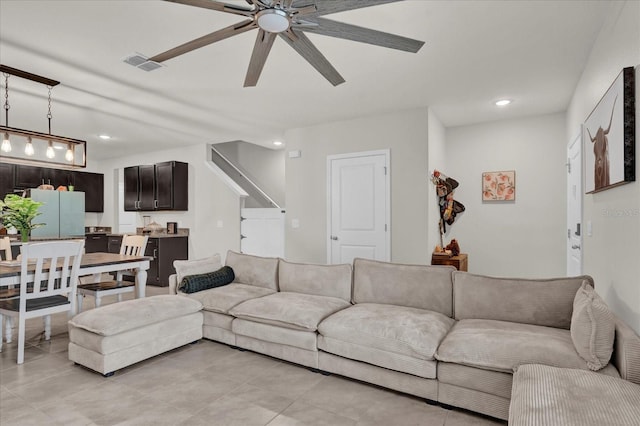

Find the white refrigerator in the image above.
[{"left": 27, "top": 189, "right": 85, "bottom": 239}]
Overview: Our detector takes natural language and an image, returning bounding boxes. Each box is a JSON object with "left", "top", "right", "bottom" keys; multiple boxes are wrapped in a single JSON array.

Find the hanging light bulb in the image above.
[
  {"left": 46, "top": 140, "right": 55, "bottom": 158},
  {"left": 25, "top": 136, "right": 35, "bottom": 156},
  {"left": 65, "top": 143, "right": 74, "bottom": 162},
  {"left": 1, "top": 132, "right": 10, "bottom": 152}
]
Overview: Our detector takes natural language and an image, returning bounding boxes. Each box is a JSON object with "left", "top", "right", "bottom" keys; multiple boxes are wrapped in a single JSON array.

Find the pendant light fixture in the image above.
[
  {"left": 65, "top": 143, "right": 74, "bottom": 162},
  {"left": 0, "top": 64, "right": 86, "bottom": 168},
  {"left": 46, "top": 140, "right": 55, "bottom": 158},
  {"left": 1, "top": 73, "right": 11, "bottom": 153},
  {"left": 1, "top": 132, "right": 10, "bottom": 153},
  {"left": 24, "top": 136, "right": 34, "bottom": 156}
]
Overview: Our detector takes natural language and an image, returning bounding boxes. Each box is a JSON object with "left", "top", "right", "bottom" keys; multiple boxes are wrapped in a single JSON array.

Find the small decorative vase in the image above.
[{"left": 20, "top": 230, "right": 29, "bottom": 242}]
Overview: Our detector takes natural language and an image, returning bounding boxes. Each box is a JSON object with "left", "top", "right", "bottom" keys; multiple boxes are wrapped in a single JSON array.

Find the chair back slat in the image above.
[
  {"left": 0, "top": 236, "right": 12, "bottom": 260},
  {"left": 120, "top": 235, "right": 148, "bottom": 257},
  {"left": 20, "top": 241, "right": 85, "bottom": 307}
]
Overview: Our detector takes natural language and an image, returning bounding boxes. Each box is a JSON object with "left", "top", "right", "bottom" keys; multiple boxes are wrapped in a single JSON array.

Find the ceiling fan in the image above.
[{"left": 148, "top": 0, "right": 425, "bottom": 87}]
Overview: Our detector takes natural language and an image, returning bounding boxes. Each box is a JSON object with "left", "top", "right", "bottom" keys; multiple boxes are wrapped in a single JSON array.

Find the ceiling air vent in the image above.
[{"left": 122, "top": 53, "right": 164, "bottom": 72}]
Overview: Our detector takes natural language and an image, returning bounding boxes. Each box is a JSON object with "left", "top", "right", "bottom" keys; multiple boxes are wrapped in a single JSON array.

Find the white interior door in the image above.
[
  {"left": 567, "top": 131, "right": 583, "bottom": 276},
  {"left": 240, "top": 208, "right": 285, "bottom": 258},
  {"left": 327, "top": 150, "right": 390, "bottom": 264}
]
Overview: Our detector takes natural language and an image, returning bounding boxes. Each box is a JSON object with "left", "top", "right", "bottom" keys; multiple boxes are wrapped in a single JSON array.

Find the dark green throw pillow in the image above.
[{"left": 178, "top": 266, "right": 235, "bottom": 294}]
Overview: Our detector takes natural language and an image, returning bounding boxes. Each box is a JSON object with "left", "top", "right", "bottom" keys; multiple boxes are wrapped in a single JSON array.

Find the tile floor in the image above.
[{"left": 0, "top": 286, "right": 505, "bottom": 426}]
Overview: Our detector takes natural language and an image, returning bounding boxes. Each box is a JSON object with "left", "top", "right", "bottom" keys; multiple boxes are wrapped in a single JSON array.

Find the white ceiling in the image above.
[{"left": 0, "top": 0, "right": 613, "bottom": 160}]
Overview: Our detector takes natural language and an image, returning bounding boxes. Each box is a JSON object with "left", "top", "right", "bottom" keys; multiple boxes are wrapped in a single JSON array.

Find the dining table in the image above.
[{"left": 0, "top": 252, "right": 152, "bottom": 299}]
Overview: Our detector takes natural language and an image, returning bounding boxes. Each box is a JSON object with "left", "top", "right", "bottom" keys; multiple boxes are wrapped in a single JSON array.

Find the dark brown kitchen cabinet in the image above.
[
  {"left": 107, "top": 235, "right": 123, "bottom": 253},
  {"left": 7, "top": 163, "right": 104, "bottom": 212},
  {"left": 124, "top": 165, "right": 155, "bottom": 211},
  {"left": 0, "top": 162, "right": 15, "bottom": 200},
  {"left": 14, "top": 165, "right": 74, "bottom": 189},
  {"left": 85, "top": 234, "right": 108, "bottom": 253},
  {"left": 124, "top": 161, "right": 188, "bottom": 211},
  {"left": 14, "top": 164, "right": 44, "bottom": 188},
  {"left": 155, "top": 161, "right": 188, "bottom": 210},
  {"left": 143, "top": 236, "right": 188, "bottom": 286},
  {"left": 73, "top": 171, "right": 104, "bottom": 212}
]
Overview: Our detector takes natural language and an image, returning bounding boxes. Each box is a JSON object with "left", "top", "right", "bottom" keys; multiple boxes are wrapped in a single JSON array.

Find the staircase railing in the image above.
[{"left": 208, "top": 145, "right": 281, "bottom": 209}]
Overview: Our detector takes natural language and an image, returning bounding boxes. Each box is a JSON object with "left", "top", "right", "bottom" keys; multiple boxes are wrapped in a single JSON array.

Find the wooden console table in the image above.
[{"left": 431, "top": 253, "right": 468, "bottom": 271}]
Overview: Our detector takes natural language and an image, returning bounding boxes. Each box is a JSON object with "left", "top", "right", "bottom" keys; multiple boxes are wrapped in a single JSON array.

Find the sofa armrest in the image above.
[
  {"left": 613, "top": 316, "right": 640, "bottom": 385},
  {"left": 168, "top": 274, "right": 178, "bottom": 295}
]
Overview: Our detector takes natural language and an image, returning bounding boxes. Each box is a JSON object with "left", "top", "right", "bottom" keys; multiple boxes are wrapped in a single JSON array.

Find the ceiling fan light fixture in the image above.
[{"left": 257, "top": 9, "right": 290, "bottom": 33}]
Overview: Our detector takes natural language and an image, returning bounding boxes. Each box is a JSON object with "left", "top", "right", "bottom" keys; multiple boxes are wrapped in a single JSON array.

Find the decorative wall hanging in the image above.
[
  {"left": 431, "top": 170, "right": 465, "bottom": 249},
  {"left": 584, "top": 66, "right": 635, "bottom": 193},
  {"left": 482, "top": 170, "right": 515, "bottom": 201}
]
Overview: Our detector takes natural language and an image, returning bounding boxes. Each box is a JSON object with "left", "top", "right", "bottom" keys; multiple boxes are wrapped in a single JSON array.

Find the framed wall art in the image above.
[
  {"left": 482, "top": 170, "right": 515, "bottom": 201},
  {"left": 584, "top": 67, "right": 635, "bottom": 194}
]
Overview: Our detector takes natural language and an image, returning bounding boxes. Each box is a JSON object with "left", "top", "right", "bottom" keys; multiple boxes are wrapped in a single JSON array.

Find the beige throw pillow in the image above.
[
  {"left": 571, "top": 281, "right": 615, "bottom": 370},
  {"left": 174, "top": 254, "right": 222, "bottom": 284}
]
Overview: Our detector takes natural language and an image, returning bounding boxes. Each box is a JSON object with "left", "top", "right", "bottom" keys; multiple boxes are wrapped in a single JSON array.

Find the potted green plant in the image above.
[{"left": 0, "top": 194, "right": 45, "bottom": 242}]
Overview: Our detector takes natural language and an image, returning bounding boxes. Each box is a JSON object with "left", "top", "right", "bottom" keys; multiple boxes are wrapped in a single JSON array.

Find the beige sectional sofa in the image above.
[{"left": 169, "top": 251, "right": 640, "bottom": 422}]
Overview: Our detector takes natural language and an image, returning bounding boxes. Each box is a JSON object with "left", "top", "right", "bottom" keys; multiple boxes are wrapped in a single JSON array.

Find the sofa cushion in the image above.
[
  {"left": 225, "top": 250, "right": 279, "bottom": 290},
  {"left": 435, "top": 319, "right": 592, "bottom": 373},
  {"left": 177, "top": 266, "right": 235, "bottom": 294},
  {"left": 68, "top": 295, "right": 203, "bottom": 336},
  {"left": 452, "top": 272, "right": 592, "bottom": 329},
  {"left": 186, "top": 283, "right": 275, "bottom": 315},
  {"left": 173, "top": 254, "right": 222, "bottom": 284},
  {"left": 509, "top": 364, "right": 640, "bottom": 426},
  {"left": 317, "top": 303, "right": 454, "bottom": 379},
  {"left": 233, "top": 318, "right": 318, "bottom": 351},
  {"left": 319, "top": 303, "right": 455, "bottom": 361},
  {"left": 279, "top": 259, "right": 352, "bottom": 302},
  {"left": 571, "top": 281, "right": 615, "bottom": 371},
  {"left": 229, "top": 292, "right": 350, "bottom": 331},
  {"left": 353, "top": 258, "right": 454, "bottom": 317}
]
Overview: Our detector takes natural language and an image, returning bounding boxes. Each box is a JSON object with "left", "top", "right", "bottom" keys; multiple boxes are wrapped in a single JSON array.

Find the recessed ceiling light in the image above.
[
  {"left": 98, "top": 134, "right": 111, "bottom": 140},
  {"left": 495, "top": 99, "right": 512, "bottom": 107},
  {"left": 273, "top": 141, "right": 283, "bottom": 146}
]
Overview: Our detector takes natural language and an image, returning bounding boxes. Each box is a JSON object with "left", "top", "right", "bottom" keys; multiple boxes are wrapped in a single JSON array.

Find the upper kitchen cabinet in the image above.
[
  {"left": 124, "top": 161, "right": 188, "bottom": 211},
  {"left": 14, "top": 164, "right": 46, "bottom": 188},
  {"left": 5, "top": 163, "right": 104, "bottom": 212},
  {"left": 14, "top": 165, "right": 75, "bottom": 188},
  {"left": 0, "top": 162, "right": 15, "bottom": 200},
  {"left": 73, "top": 171, "right": 104, "bottom": 212}
]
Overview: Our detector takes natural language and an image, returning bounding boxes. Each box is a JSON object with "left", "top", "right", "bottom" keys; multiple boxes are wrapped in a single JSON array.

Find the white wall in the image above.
[
  {"left": 284, "top": 108, "right": 430, "bottom": 264},
  {"left": 427, "top": 109, "right": 447, "bottom": 254},
  {"left": 93, "top": 143, "right": 241, "bottom": 260},
  {"left": 446, "top": 113, "right": 567, "bottom": 277},
  {"left": 566, "top": 0, "right": 640, "bottom": 333}
]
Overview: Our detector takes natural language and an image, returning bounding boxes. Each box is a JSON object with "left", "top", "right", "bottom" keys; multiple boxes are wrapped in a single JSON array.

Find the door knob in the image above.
[
  {"left": 571, "top": 245, "right": 580, "bottom": 250},
  {"left": 330, "top": 236, "right": 338, "bottom": 240}
]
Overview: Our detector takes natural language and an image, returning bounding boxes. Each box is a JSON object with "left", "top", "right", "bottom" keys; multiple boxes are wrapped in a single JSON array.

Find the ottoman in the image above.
[
  {"left": 509, "top": 364, "right": 640, "bottom": 426},
  {"left": 68, "top": 295, "right": 203, "bottom": 375}
]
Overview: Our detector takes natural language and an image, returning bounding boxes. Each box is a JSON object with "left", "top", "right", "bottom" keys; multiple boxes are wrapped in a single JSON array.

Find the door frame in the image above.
[
  {"left": 567, "top": 129, "right": 583, "bottom": 275},
  {"left": 326, "top": 149, "right": 391, "bottom": 264}
]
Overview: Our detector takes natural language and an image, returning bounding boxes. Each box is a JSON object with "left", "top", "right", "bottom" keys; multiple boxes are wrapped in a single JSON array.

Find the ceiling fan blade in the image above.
[
  {"left": 299, "top": 17, "right": 424, "bottom": 53},
  {"left": 150, "top": 20, "right": 256, "bottom": 63},
  {"left": 244, "top": 30, "right": 277, "bottom": 87},
  {"left": 164, "top": 0, "right": 254, "bottom": 17},
  {"left": 296, "top": 0, "right": 404, "bottom": 17},
  {"left": 279, "top": 30, "right": 345, "bottom": 86}
]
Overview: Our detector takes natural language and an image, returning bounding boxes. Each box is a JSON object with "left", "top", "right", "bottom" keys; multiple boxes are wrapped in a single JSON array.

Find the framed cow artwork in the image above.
[{"left": 584, "top": 67, "right": 635, "bottom": 194}]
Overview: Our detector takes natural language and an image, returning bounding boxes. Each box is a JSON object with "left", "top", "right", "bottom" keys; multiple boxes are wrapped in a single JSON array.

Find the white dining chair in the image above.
[
  {"left": 0, "top": 239, "right": 84, "bottom": 364},
  {"left": 76, "top": 234, "right": 148, "bottom": 311},
  {"left": 0, "top": 236, "right": 12, "bottom": 261}
]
